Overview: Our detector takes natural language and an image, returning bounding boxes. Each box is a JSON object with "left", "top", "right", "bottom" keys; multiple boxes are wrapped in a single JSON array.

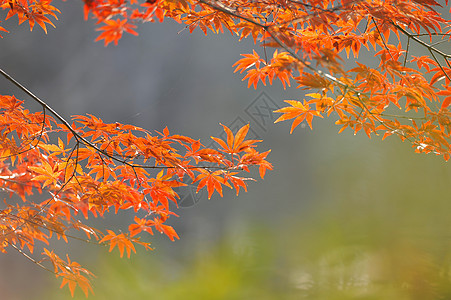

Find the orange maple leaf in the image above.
[
  {"left": 99, "top": 230, "right": 136, "bottom": 258},
  {"left": 29, "top": 160, "right": 61, "bottom": 188},
  {"left": 233, "top": 50, "right": 264, "bottom": 74},
  {"left": 275, "top": 100, "right": 323, "bottom": 132},
  {"left": 95, "top": 19, "right": 139, "bottom": 46},
  {"left": 211, "top": 123, "right": 260, "bottom": 155},
  {"left": 195, "top": 169, "right": 230, "bottom": 199}
]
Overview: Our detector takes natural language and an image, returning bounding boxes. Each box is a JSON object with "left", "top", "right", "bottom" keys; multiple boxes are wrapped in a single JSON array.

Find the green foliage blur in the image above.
[{"left": 46, "top": 123, "right": 451, "bottom": 300}]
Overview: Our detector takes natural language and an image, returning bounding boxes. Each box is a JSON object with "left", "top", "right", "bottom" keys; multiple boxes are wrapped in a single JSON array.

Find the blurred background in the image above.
[{"left": 1, "top": 2, "right": 451, "bottom": 299}]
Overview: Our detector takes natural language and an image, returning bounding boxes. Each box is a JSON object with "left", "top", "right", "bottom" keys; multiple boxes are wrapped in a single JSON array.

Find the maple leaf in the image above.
[
  {"left": 43, "top": 249, "right": 95, "bottom": 297},
  {"left": 99, "top": 230, "right": 136, "bottom": 258},
  {"left": 129, "top": 216, "right": 154, "bottom": 237},
  {"left": 145, "top": 169, "right": 185, "bottom": 210},
  {"left": 410, "top": 55, "right": 437, "bottom": 72},
  {"left": 275, "top": 100, "right": 323, "bottom": 132},
  {"left": 239, "top": 148, "right": 272, "bottom": 179},
  {"left": 27, "top": 8, "right": 57, "bottom": 33},
  {"left": 60, "top": 272, "right": 94, "bottom": 298},
  {"left": 222, "top": 172, "right": 249, "bottom": 195},
  {"left": 146, "top": 216, "right": 179, "bottom": 241},
  {"left": 233, "top": 50, "right": 271, "bottom": 88},
  {"left": 29, "top": 160, "right": 61, "bottom": 188},
  {"left": 242, "top": 68, "right": 269, "bottom": 89},
  {"left": 211, "top": 123, "right": 260, "bottom": 156},
  {"left": 194, "top": 169, "right": 231, "bottom": 199},
  {"left": 96, "top": 19, "right": 139, "bottom": 46},
  {"left": 233, "top": 50, "right": 264, "bottom": 74}
]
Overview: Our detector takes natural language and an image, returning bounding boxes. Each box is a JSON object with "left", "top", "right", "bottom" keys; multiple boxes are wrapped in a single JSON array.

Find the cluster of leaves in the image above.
[
  {"left": 0, "top": 93, "right": 271, "bottom": 296},
  {"left": 223, "top": 0, "right": 451, "bottom": 159},
  {"left": 1, "top": 0, "right": 451, "bottom": 296},
  {"left": 23, "top": 0, "right": 448, "bottom": 159},
  {"left": 2, "top": 0, "right": 451, "bottom": 160},
  {"left": 173, "top": 0, "right": 450, "bottom": 160},
  {"left": 64, "top": 0, "right": 451, "bottom": 159},
  {"left": 0, "top": 0, "right": 60, "bottom": 34}
]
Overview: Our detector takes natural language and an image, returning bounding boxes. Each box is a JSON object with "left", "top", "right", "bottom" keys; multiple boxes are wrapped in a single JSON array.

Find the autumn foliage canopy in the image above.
[{"left": 0, "top": 0, "right": 450, "bottom": 296}]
